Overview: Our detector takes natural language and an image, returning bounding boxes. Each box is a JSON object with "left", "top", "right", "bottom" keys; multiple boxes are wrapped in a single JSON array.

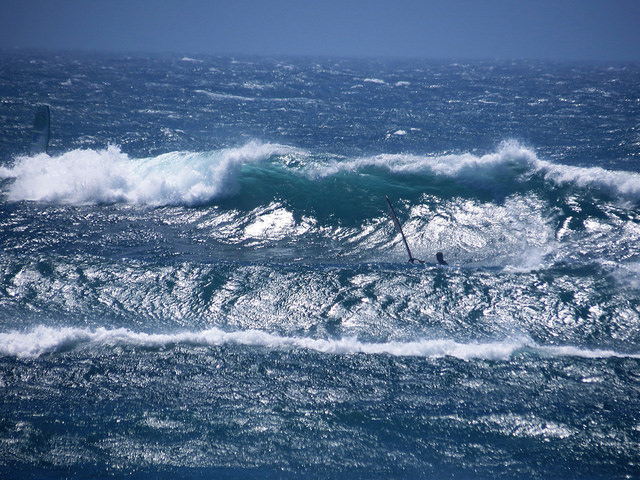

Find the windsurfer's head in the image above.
[{"left": 436, "top": 252, "right": 448, "bottom": 265}]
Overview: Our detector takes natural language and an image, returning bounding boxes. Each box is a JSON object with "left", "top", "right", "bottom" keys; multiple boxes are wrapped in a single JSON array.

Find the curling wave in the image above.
[{"left": 0, "top": 142, "right": 298, "bottom": 206}]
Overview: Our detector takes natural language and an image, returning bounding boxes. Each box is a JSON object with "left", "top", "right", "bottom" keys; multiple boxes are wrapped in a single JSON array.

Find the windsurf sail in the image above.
[
  {"left": 386, "top": 195, "right": 424, "bottom": 264},
  {"left": 30, "top": 105, "right": 50, "bottom": 155}
]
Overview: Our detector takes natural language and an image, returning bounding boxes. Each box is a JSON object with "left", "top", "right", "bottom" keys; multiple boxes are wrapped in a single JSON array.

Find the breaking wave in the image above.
[
  {"left": 305, "top": 140, "right": 640, "bottom": 203},
  {"left": 0, "top": 142, "right": 297, "bottom": 206},
  {"left": 2, "top": 141, "right": 640, "bottom": 208},
  {"left": 2, "top": 325, "right": 638, "bottom": 360}
]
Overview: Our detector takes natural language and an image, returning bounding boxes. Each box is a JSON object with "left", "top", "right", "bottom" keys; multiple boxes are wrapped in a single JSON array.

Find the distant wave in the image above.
[
  {"left": 2, "top": 325, "right": 638, "bottom": 360},
  {"left": 0, "top": 142, "right": 297, "bottom": 206},
  {"left": 195, "top": 89, "right": 314, "bottom": 104},
  {"left": 195, "top": 89, "right": 257, "bottom": 102}
]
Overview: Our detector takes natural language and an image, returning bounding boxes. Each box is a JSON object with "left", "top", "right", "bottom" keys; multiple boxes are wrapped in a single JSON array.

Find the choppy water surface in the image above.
[{"left": 1, "top": 51, "right": 639, "bottom": 478}]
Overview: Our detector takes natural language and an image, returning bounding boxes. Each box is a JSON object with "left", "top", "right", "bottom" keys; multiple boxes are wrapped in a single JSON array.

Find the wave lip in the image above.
[
  {"left": 0, "top": 142, "right": 297, "bottom": 206},
  {"left": 2, "top": 325, "right": 638, "bottom": 361},
  {"left": 304, "top": 140, "right": 640, "bottom": 203},
  {"left": 535, "top": 158, "right": 640, "bottom": 203},
  {"left": 303, "top": 140, "right": 537, "bottom": 180}
]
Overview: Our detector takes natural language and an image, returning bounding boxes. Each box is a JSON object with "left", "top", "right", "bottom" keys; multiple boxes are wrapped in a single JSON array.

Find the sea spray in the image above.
[{"left": 0, "top": 142, "right": 299, "bottom": 205}]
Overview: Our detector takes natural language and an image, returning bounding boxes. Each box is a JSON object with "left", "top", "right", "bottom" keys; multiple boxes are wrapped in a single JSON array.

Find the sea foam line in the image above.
[{"left": 1, "top": 325, "right": 638, "bottom": 361}]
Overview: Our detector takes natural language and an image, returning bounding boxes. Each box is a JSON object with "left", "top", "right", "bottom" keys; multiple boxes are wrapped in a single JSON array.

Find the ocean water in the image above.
[{"left": 1, "top": 51, "right": 640, "bottom": 479}]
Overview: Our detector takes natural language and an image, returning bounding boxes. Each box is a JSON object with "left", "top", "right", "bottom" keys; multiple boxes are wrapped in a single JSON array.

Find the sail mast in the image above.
[{"left": 386, "top": 196, "right": 424, "bottom": 264}]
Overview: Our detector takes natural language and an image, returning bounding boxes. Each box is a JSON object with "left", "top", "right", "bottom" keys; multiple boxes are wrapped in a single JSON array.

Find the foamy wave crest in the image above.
[
  {"left": 0, "top": 142, "right": 295, "bottom": 206},
  {"left": 306, "top": 141, "right": 640, "bottom": 202},
  {"left": 536, "top": 158, "right": 640, "bottom": 202},
  {"left": 2, "top": 326, "right": 638, "bottom": 360},
  {"left": 305, "top": 140, "right": 536, "bottom": 180}
]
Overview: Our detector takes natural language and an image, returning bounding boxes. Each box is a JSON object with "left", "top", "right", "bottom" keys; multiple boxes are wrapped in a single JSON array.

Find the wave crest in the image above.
[
  {"left": 305, "top": 141, "right": 640, "bottom": 203},
  {"left": 0, "top": 142, "right": 296, "bottom": 206},
  {"left": 3, "top": 141, "right": 640, "bottom": 207}
]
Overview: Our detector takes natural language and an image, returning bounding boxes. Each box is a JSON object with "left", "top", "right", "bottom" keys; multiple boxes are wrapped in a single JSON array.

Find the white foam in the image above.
[
  {"left": 479, "top": 413, "right": 575, "bottom": 439},
  {"left": 243, "top": 206, "right": 296, "bottom": 240},
  {"left": 1, "top": 325, "right": 638, "bottom": 360},
  {"left": 536, "top": 158, "right": 640, "bottom": 202},
  {"left": 304, "top": 140, "right": 640, "bottom": 202},
  {"left": 194, "top": 89, "right": 311, "bottom": 104},
  {"left": 363, "top": 78, "right": 386, "bottom": 84},
  {"left": 0, "top": 325, "right": 93, "bottom": 358},
  {"left": 538, "top": 344, "right": 640, "bottom": 359},
  {"left": 0, "top": 142, "right": 296, "bottom": 206},
  {"left": 195, "top": 89, "right": 256, "bottom": 102},
  {"left": 613, "top": 261, "right": 640, "bottom": 290},
  {"left": 304, "top": 140, "right": 535, "bottom": 179},
  {"left": 502, "top": 245, "right": 556, "bottom": 273}
]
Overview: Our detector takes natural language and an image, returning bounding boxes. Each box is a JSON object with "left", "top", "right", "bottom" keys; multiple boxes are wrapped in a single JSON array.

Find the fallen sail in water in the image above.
[{"left": 29, "top": 105, "right": 50, "bottom": 155}]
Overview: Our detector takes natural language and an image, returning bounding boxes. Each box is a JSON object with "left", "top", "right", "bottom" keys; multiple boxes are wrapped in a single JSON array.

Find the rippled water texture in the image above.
[{"left": 1, "top": 52, "right": 639, "bottom": 478}]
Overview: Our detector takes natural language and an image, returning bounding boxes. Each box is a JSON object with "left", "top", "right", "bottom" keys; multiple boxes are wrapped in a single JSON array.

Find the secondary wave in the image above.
[
  {"left": 305, "top": 140, "right": 640, "bottom": 204},
  {"left": 2, "top": 325, "right": 638, "bottom": 361}
]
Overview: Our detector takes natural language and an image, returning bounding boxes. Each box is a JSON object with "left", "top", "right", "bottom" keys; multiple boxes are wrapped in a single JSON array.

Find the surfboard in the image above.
[
  {"left": 30, "top": 105, "right": 50, "bottom": 155},
  {"left": 386, "top": 195, "right": 424, "bottom": 264}
]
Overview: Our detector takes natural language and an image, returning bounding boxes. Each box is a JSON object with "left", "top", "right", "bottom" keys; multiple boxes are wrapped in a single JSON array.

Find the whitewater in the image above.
[
  {"left": 3, "top": 140, "right": 640, "bottom": 206},
  {"left": 1, "top": 51, "right": 639, "bottom": 479}
]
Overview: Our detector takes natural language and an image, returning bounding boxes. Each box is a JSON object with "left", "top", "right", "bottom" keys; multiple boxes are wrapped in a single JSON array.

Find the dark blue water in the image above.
[{"left": 1, "top": 51, "right": 639, "bottom": 479}]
